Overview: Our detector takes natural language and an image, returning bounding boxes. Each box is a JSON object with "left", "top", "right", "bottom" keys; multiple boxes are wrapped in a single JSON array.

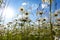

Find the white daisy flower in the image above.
[{"left": 19, "top": 6, "right": 25, "bottom": 13}]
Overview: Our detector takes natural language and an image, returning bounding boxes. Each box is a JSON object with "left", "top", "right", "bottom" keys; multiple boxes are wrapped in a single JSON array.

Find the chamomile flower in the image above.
[
  {"left": 42, "top": 0, "right": 53, "bottom": 4},
  {"left": 24, "top": 11, "right": 30, "bottom": 16},
  {"left": 57, "top": 18, "right": 60, "bottom": 21},
  {"left": 19, "top": 6, "right": 25, "bottom": 13},
  {"left": 37, "top": 11, "right": 43, "bottom": 16},
  {"left": 43, "top": 18, "right": 46, "bottom": 21},
  {"left": 0, "top": 0, "right": 3, "bottom": 5},
  {"left": 54, "top": 13, "right": 58, "bottom": 17}
]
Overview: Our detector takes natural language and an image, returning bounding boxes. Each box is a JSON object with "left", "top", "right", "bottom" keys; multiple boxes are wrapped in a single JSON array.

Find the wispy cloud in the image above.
[
  {"left": 32, "top": 4, "right": 38, "bottom": 10},
  {"left": 29, "top": 4, "right": 38, "bottom": 10}
]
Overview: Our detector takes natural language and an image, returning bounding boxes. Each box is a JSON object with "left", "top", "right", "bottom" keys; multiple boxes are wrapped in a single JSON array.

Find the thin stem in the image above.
[{"left": 50, "top": 0, "right": 54, "bottom": 40}]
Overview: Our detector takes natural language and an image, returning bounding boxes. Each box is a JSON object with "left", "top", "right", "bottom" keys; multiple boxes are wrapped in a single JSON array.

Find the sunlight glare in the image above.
[{"left": 3, "top": 7, "right": 14, "bottom": 19}]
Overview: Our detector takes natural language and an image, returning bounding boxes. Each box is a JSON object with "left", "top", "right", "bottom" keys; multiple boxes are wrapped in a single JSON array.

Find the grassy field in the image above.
[{"left": 0, "top": 24, "right": 60, "bottom": 40}]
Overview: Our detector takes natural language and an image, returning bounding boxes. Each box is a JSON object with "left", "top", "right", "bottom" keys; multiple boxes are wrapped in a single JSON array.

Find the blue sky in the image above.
[{"left": 2, "top": 0, "right": 60, "bottom": 24}]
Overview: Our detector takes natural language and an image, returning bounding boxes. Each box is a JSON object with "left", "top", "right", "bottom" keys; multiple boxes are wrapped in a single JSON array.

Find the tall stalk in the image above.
[{"left": 50, "top": 0, "right": 54, "bottom": 40}]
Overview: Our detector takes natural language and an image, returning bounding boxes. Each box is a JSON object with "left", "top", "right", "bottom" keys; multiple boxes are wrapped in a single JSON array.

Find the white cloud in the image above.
[
  {"left": 41, "top": 4, "right": 47, "bottom": 9},
  {"left": 22, "top": 2, "right": 27, "bottom": 6}
]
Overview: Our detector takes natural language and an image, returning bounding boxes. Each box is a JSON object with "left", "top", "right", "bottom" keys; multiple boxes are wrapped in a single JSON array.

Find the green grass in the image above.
[{"left": 0, "top": 26, "right": 58, "bottom": 40}]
